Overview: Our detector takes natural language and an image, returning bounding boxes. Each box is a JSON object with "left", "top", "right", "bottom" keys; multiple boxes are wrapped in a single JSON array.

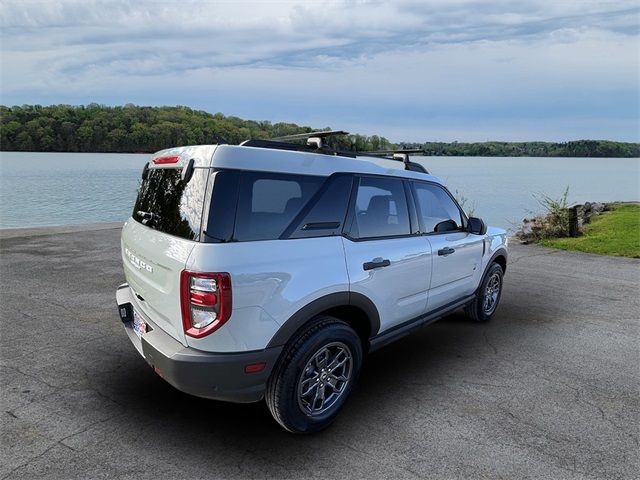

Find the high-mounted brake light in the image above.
[
  {"left": 180, "top": 271, "right": 232, "bottom": 338},
  {"left": 153, "top": 155, "right": 180, "bottom": 165}
]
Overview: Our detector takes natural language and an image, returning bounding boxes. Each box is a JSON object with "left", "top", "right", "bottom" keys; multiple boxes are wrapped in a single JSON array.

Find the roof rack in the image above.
[
  {"left": 240, "top": 131, "right": 429, "bottom": 173},
  {"left": 240, "top": 138, "right": 357, "bottom": 158},
  {"left": 358, "top": 149, "right": 429, "bottom": 173},
  {"left": 269, "top": 130, "right": 349, "bottom": 150}
]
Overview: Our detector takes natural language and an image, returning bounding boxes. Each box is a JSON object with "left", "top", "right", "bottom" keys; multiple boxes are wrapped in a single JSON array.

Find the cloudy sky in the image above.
[{"left": 1, "top": 0, "right": 638, "bottom": 142}]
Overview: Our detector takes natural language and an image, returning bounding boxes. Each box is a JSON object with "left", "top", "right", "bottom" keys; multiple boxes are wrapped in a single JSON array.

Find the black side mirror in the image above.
[
  {"left": 468, "top": 217, "right": 487, "bottom": 235},
  {"left": 141, "top": 162, "right": 150, "bottom": 180},
  {"left": 434, "top": 219, "right": 459, "bottom": 232}
]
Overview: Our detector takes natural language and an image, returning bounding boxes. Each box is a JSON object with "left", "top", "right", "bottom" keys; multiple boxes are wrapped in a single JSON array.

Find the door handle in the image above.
[
  {"left": 363, "top": 259, "right": 391, "bottom": 271},
  {"left": 438, "top": 247, "right": 455, "bottom": 256}
]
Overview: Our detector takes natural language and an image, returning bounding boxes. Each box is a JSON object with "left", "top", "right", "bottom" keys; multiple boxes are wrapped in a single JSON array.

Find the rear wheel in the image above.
[
  {"left": 465, "top": 262, "right": 504, "bottom": 322},
  {"left": 265, "top": 316, "right": 362, "bottom": 433}
]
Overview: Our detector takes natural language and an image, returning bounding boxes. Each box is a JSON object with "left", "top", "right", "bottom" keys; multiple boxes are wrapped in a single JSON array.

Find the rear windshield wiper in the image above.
[{"left": 137, "top": 211, "right": 160, "bottom": 226}]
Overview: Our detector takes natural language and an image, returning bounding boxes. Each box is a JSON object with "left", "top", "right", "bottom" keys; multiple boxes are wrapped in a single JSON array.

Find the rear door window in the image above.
[
  {"left": 234, "top": 172, "right": 324, "bottom": 241},
  {"left": 347, "top": 176, "right": 411, "bottom": 239},
  {"left": 132, "top": 167, "right": 209, "bottom": 240}
]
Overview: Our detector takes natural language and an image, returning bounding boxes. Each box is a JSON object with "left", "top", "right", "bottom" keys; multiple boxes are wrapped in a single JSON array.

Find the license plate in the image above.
[{"left": 132, "top": 310, "right": 146, "bottom": 338}]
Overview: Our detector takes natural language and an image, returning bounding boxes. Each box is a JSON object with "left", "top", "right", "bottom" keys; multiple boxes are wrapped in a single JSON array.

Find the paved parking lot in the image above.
[{"left": 1, "top": 225, "right": 638, "bottom": 479}]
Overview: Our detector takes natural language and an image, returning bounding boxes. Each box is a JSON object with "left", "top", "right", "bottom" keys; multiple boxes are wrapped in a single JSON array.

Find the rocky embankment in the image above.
[{"left": 514, "top": 201, "right": 609, "bottom": 244}]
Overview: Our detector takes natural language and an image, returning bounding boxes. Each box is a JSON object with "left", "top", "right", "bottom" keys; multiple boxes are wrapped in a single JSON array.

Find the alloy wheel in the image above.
[{"left": 297, "top": 342, "right": 353, "bottom": 416}]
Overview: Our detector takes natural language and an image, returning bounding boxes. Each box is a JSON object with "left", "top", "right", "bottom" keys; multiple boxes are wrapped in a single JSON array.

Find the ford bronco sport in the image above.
[{"left": 116, "top": 132, "right": 508, "bottom": 433}]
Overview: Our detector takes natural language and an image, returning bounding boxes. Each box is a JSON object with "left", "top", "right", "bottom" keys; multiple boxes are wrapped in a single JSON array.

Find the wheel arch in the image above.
[
  {"left": 490, "top": 248, "right": 508, "bottom": 274},
  {"left": 266, "top": 292, "right": 380, "bottom": 350},
  {"left": 476, "top": 248, "right": 508, "bottom": 294}
]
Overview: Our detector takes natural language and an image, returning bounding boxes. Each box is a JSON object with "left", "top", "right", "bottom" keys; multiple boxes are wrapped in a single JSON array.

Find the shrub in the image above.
[{"left": 532, "top": 186, "right": 570, "bottom": 238}]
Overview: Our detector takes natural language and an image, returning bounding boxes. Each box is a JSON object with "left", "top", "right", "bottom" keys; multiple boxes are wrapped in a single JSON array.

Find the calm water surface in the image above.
[{"left": 1, "top": 152, "right": 638, "bottom": 230}]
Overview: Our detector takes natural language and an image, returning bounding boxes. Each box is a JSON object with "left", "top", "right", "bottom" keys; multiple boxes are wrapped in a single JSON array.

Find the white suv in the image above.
[{"left": 116, "top": 135, "right": 507, "bottom": 433}]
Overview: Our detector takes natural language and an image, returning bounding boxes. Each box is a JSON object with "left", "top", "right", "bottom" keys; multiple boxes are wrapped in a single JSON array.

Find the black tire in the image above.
[
  {"left": 265, "top": 316, "right": 363, "bottom": 433},
  {"left": 465, "top": 262, "right": 504, "bottom": 322}
]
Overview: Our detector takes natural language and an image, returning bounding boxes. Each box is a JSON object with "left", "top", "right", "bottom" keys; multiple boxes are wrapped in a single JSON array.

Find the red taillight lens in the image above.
[
  {"left": 180, "top": 271, "right": 232, "bottom": 338},
  {"left": 189, "top": 291, "right": 217, "bottom": 306},
  {"left": 153, "top": 155, "right": 180, "bottom": 165}
]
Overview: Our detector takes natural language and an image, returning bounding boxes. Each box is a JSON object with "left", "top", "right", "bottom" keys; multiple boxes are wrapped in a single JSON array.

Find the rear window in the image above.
[
  {"left": 132, "top": 167, "right": 209, "bottom": 240},
  {"left": 234, "top": 172, "right": 324, "bottom": 241}
]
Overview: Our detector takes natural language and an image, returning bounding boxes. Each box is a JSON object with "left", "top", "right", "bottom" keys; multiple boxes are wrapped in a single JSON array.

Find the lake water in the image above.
[{"left": 0, "top": 151, "right": 638, "bottom": 231}]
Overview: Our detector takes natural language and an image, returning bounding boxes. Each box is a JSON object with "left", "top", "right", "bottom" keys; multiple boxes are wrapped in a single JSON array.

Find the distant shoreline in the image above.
[
  {"left": 2, "top": 104, "right": 639, "bottom": 158},
  {"left": 1, "top": 150, "right": 638, "bottom": 159}
]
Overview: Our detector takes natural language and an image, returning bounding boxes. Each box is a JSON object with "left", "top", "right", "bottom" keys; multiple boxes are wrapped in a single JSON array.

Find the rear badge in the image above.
[{"left": 125, "top": 248, "right": 153, "bottom": 272}]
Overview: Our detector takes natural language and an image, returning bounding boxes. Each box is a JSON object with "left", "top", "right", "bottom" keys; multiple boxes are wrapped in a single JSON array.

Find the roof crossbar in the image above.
[
  {"left": 364, "top": 148, "right": 425, "bottom": 158},
  {"left": 270, "top": 130, "right": 349, "bottom": 141},
  {"left": 357, "top": 149, "right": 429, "bottom": 173},
  {"left": 240, "top": 139, "right": 357, "bottom": 158},
  {"left": 270, "top": 130, "right": 349, "bottom": 149},
  {"left": 240, "top": 131, "right": 429, "bottom": 173}
]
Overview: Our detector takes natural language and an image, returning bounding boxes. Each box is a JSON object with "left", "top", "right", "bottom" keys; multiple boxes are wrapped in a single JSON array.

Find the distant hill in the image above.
[{"left": 1, "top": 104, "right": 638, "bottom": 157}]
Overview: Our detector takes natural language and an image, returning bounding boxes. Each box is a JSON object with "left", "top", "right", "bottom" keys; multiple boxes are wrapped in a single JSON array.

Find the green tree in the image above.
[
  {"left": 1, "top": 104, "right": 638, "bottom": 157},
  {"left": 14, "top": 131, "right": 34, "bottom": 150}
]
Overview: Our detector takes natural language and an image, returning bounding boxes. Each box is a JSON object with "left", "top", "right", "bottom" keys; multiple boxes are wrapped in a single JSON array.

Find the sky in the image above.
[{"left": 0, "top": 0, "right": 638, "bottom": 143}]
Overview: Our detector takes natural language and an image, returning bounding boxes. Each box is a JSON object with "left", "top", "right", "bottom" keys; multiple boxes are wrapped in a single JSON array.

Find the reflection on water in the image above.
[{"left": 0, "top": 151, "right": 638, "bottom": 230}]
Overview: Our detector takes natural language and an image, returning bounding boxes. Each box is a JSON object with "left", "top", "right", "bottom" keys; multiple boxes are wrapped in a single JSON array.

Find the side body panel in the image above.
[
  {"left": 342, "top": 236, "right": 432, "bottom": 333},
  {"left": 184, "top": 236, "right": 350, "bottom": 352},
  {"left": 481, "top": 228, "right": 509, "bottom": 274},
  {"left": 425, "top": 232, "right": 485, "bottom": 310}
]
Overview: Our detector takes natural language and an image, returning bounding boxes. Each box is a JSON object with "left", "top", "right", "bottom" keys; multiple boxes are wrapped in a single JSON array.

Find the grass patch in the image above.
[{"left": 539, "top": 203, "right": 640, "bottom": 258}]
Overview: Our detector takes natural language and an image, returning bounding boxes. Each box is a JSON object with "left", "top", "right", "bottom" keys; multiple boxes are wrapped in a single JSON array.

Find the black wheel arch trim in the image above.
[
  {"left": 266, "top": 292, "right": 381, "bottom": 348},
  {"left": 488, "top": 248, "right": 508, "bottom": 274},
  {"left": 475, "top": 248, "right": 508, "bottom": 296}
]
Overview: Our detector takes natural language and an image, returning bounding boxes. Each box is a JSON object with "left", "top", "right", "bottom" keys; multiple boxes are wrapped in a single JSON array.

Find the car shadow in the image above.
[
  {"left": 108, "top": 310, "right": 497, "bottom": 440},
  {"left": 86, "top": 309, "right": 525, "bottom": 476}
]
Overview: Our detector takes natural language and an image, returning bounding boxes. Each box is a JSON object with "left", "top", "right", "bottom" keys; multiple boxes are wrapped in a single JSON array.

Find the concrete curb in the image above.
[{"left": 0, "top": 221, "right": 123, "bottom": 239}]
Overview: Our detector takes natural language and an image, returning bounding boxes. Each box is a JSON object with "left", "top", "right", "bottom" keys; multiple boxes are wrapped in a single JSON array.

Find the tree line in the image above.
[{"left": 1, "top": 104, "right": 638, "bottom": 157}]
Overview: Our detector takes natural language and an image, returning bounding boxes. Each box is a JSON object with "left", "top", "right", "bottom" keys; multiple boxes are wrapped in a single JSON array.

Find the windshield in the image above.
[{"left": 132, "top": 167, "right": 209, "bottom": 240}]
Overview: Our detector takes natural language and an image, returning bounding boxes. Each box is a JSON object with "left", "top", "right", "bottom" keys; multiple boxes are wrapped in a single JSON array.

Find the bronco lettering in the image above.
[{"left": 125, "top": 248, "right": 153, "bottom": 273}]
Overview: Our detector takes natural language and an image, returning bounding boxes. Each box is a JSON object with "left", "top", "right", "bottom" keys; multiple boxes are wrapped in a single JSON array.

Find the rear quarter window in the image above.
[{"left": 234, "top": 172, "right": 324, "bottom": 241}]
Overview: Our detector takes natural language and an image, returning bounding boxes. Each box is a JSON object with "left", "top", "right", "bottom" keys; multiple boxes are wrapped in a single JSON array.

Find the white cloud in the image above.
[{"left": 0, "top": 0, "right": 638, "bottom": 141}]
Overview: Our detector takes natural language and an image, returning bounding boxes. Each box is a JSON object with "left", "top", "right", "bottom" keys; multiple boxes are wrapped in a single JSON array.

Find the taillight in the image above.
[
  {"left": 180, "top": 271, "right": 232, "bottom": 338},
  {"left": 153, "top": 155, "right": 180, "bottom": 165}
]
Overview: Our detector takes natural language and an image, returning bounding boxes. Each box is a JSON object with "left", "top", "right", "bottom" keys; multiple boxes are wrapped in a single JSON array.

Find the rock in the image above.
[{"left": 515, "top": 200, "right": 609, "bottom": 243}]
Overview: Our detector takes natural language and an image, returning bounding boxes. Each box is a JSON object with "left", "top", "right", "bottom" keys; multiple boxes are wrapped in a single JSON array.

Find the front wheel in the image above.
[
  {"left": 265, "top": 316, "right": 362, "bottom": 433},
  {"left": 465, "top": 262, "right": 504, "bottom": 322}
]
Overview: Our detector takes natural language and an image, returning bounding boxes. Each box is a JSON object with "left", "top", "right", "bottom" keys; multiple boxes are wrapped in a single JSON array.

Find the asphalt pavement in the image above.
[{"left": 1, "top": 225, "right": 638, "bottom": 479}]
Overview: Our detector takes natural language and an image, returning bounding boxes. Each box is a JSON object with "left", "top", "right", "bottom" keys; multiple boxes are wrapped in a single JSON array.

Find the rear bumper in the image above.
[{"left": 116, "top": 284, "right": 282, "bottom": 403}]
